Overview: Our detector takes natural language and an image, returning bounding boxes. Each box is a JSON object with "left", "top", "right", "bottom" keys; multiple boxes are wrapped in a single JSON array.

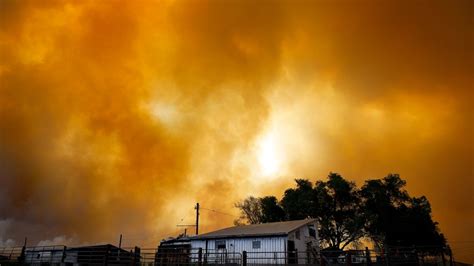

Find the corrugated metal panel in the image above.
[
  {"left": 190, "top": 240, "right": 206, "bottom": 250},
  {"left": 190, "top": 236, "right": 287, "bottom": 264},
  {"left": 190, "top": 236, "right": 286, "bottom": 252}
]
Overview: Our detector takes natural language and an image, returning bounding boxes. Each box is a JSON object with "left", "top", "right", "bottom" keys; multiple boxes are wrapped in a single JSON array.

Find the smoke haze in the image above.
[{"left": 0, "top": 0, "right": 472, "bottom": 262}]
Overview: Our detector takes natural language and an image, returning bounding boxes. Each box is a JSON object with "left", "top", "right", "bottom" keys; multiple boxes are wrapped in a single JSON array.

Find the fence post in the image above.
[
  {"left": 104, "top": 245, "right": 110, "bottom": 266},
  {"left": 413, "top": 245, "right": 420, "bottom": 266},
  {"left": 295, "top": 249, "right": 298, "bottom": 265},
  {"left": 320, "top": 250, "right": 326, "bottom": 266},
  {"left": 133, "top": 246, "right": 140, "bottom": 266},
  {"left": 347, "top": 251, "right": 352, "bottom": 266},
  {"left": 198, "top": 248, "right": 203, "bottom": 266},
  {"left": 448, "top": 247, "right": 453, "bottom": 266},
  {"left": 242, "top": 250, "right": 247, "bottom": 266},
  {"left": 365, "top": 247, "right": 371, "bottom": 266},
  {"left": 18, "top": 246, "right": 26, "bottom": 264},
  {"left": 441, "top": 248, "right": 446, "bottom": 266},
  {"left": 62, "top": 246, "right": 67, "bottom": 263}
]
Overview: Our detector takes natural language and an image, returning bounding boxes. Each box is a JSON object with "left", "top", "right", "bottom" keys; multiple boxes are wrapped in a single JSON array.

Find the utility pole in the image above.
[
  {"left": 195, "top": 202, "right": 200, "bottom": 235},
  {"left": 176, "top": 202, "right": 200, "bottom": 236}
]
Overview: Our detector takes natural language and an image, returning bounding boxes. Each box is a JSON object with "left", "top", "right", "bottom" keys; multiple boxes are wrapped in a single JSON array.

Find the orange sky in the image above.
[{"left": 0, "top": 0, "right": 473, "bottom": 263}]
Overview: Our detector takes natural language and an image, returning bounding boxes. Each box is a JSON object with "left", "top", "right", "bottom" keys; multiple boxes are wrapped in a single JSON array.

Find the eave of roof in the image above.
[{"left": 67, "top": 244, "right": 129, "bottom": 253}]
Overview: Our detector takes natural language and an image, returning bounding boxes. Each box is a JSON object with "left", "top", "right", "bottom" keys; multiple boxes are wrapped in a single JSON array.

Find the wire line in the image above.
[{"left": 200, "top": 207, "right": 239, "bottom": 218}]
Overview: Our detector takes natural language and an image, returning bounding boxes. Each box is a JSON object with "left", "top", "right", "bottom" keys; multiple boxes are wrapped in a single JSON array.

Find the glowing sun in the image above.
[{"left": 257, "top": 132, "right": 281, "bottom": 177}]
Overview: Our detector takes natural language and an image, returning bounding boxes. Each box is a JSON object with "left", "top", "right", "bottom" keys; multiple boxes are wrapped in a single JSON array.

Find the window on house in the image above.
[
  {"left": 308, "top": 224, "right": 316, "bottom": 238},
  {"left": 216, "top": 240, "right": 226, "bottom": 249},
  {"left": 295, "top": 229, "right": 300, "bottom": 240},
  {"left": 252, "top": 240, "right": 261, "bottom": 249}
]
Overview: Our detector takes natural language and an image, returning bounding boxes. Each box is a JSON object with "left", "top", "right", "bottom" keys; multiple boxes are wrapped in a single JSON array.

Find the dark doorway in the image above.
[{"left": 288, "top": 240, "right": 297, "bottom": 264}]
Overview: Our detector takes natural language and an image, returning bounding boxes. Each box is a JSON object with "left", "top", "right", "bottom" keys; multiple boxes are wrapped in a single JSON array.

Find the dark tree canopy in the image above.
[
  {"left": 280, "top": 179, "right": 316, "bottom": 220},
  {"left": 234, "top": 196, "right": 285, "bottom": 225},
  {"left": 260, "top": 196, "right": 285, "bottom": 223},
  {"left": 234, "top": 196, "right": 262, "bottom": 225},
  {"left": 314, "top": 173, "right": 365, "bottom": 249},
  {"left": 361, "top": 174, "right": 446, "bottom": 249},
  {"left": 235, "top": 173, "right": 446, "bottom": 251}
]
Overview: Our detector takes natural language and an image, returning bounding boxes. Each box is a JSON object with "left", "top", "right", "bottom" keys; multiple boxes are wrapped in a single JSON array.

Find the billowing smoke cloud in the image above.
[
  {"left": 0, "top": 219, "right": 16, "bottom": 247},
  {"left": 0, "top": 0, "right": 472, "bottom": 262}
]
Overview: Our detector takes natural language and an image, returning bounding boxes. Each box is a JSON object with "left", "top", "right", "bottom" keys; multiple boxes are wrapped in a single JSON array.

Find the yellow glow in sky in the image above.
[
  {"left": 0, "top": 0, "right": 472, "bottom": 262},
  {"left": 257, "top": 131, "right": 281, "bottom": 177}
]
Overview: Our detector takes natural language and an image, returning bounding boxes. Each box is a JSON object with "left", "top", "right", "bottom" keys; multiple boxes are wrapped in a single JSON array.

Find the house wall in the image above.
[
  {"left": 287, "top": 220, "right": 320, "bottom": 264},
  {"left": 191, "top": 236, "right": 287, "bottom": 264},
  {"left": 187, "top": 221, "right": 320, "bottom": 265}
]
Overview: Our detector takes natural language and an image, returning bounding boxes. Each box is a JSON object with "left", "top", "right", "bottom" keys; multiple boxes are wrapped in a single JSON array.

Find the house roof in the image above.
[
  {"left": 192, "top": 219, "right": 317, "bottom": 240},
  {"left": 67, "top": 244, "right": 130, "bottom": 253}
]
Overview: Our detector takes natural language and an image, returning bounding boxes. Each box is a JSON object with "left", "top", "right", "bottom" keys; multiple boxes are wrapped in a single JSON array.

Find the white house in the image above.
[{"left": 159, "top": 219, "right": 320, "bottom": 264}]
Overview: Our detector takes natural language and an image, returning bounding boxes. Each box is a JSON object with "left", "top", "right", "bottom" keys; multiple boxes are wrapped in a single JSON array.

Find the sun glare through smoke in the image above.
[{"left": 257, "top": 131, "right": 281, "bottom": 178}]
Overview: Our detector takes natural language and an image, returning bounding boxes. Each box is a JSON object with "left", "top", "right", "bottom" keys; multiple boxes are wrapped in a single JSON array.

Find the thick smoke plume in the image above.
[{"left": 0, "top": 0, "right": 472, "bottom": 262}]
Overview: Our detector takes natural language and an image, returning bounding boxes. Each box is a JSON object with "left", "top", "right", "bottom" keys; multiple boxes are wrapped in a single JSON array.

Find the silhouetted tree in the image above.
[
  {"left": 235, "top": 196, "right": 285, "bottom": 225},
  {"left": 281, "top": 179, "right": 316, "bottom": 220},
  {"left": 234, "top": 196, "right": 262, "bottom": 225},
  {"left": 235, "top": 172, "right": 446, "bottom": 251},
  {"left": 360, "top": 174, "right": 408, "bottom": 248},
  {"left": 360, "top": 174, "right": 446, "bottom": 249},
  {"left": 314, "top": 173, "right": 365, "bottom": 249},
  {"left": 260, "top": 196, "right": 286, "bottom": 223}
]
